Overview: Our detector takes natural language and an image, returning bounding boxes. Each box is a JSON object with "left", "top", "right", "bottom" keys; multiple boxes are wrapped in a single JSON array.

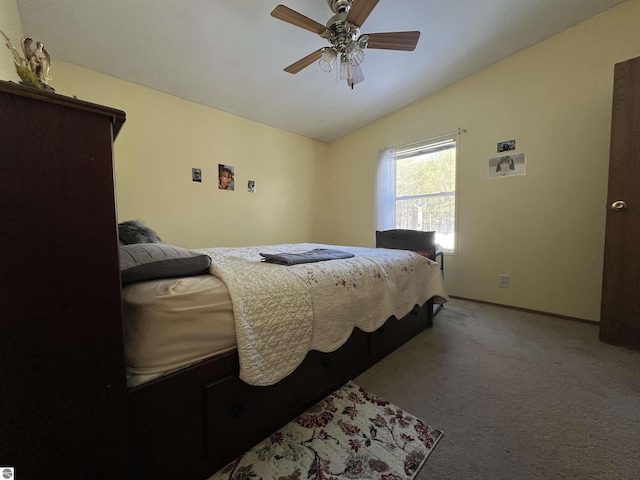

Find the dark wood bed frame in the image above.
[
  {"left": 1, "top": 80, "right": 438, "bottom": 480},
  {"left": 128, "top": 300, "right": 434, "bottom": 480}
]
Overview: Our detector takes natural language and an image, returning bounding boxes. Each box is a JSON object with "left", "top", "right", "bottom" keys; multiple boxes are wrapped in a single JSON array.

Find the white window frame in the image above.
[{"left": 376, "top": 134, "right": 460, "bottom": 254}]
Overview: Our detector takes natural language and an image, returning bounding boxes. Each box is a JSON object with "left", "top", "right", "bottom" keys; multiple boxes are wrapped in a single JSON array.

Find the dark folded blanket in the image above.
[{"left": 260, "top": 248, "right": 355, "bottom": 266}]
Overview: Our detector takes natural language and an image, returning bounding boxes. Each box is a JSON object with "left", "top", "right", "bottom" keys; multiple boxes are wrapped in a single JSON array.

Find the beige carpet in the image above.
[{"left": 354, "top": 298, "right": 640, "bottom": 479}]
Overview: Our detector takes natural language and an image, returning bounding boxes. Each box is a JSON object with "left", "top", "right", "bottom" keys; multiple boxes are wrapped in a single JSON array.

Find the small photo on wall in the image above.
[
  {"left": 248, "top": 180, "right": 256, "bottom": 193},
  {"left": 192, "top": 168, "right": 202, "bottom": 182},
  {"left": 218, "top": 164, "right": 234, "bottom": 190},
  {"left": 497, "top": 139, "right": 516, "bottom": 153},
  {"left": 489, "top": 153, "right": 526, "bottom": 178}
]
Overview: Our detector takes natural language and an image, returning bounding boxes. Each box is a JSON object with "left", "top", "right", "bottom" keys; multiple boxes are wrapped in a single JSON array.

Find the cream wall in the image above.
[
  {"left": 325, "top": 0, "right": 640, "bottom": 321},
  {"left": 0, "top": 0, "right": 24, "bottom": 79},
  {"left": 3, "top": 0, "right": 330, "bottom": 248},
  {"left": 5, "top": 0, "right": 638, "bottom": 320},
  {"left": 4, "top": 0, "right": 329, "bottom": 248},
  {"left": 32, "top": 62, "right": 330, "bottom": 248}
]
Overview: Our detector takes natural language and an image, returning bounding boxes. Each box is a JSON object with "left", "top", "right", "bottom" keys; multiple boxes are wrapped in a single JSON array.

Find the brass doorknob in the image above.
[{"left": 611, "top": 201, "right": 627, "bottom": 210}]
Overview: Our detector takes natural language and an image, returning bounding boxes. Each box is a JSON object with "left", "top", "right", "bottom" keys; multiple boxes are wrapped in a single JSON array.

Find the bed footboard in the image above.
[{"left": 128, "top": 302, "right": 431, "bottom": 480}]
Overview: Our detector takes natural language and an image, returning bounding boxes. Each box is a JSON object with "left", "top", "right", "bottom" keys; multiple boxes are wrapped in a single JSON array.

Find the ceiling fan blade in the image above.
[
  {"left": 284, "top": 48, "right": 324, "bottom": 74},
  {"left": 366, "top": 31, "right": 421, "bottom": 51},
  {"left": 271, "top": 5, "right": 326, "bottom": 35},
  {"left": 346, "top": 0, "right": 380, "bottom": 27}
]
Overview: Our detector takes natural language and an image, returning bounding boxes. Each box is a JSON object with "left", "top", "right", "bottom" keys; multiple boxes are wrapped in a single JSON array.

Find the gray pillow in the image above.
[
  {"left": 118, "top": 219, "right": 163, "bottom": 245},
  {"left": 119, "top": 243, "right": 211, "bottom": 285}
]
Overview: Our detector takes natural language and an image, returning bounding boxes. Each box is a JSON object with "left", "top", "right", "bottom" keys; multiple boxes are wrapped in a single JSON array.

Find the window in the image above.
[{"left": 376, "top": 135, "right": 459, "bottom": 253}]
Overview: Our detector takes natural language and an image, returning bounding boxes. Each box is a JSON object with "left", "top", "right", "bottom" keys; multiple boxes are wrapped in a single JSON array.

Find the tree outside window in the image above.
[{"left": 377, "top": 137, "right": 458, "bottom": 253}]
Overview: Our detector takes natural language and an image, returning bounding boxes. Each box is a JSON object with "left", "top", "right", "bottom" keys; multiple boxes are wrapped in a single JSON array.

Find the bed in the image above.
[
  {"left": 122, "top": 242, "right": 448, "bottom": 480},
  {"left": 3, "top": 84, "right": 443, "bottom": 480}
]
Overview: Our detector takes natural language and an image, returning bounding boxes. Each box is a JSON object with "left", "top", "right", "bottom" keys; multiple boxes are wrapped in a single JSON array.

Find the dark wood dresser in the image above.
[{"left": 0, "top": 81, "right": 130, "bottom": 479}]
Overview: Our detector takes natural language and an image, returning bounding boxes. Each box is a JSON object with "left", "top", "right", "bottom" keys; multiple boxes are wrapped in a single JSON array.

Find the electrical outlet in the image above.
[{"left": 498, "top": 274, "right": 509, "bottom": 288}]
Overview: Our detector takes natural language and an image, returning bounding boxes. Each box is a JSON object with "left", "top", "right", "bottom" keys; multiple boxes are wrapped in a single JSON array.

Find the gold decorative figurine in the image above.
[{"left": 1, "top": 29, "right": 53, "bottom": 91}]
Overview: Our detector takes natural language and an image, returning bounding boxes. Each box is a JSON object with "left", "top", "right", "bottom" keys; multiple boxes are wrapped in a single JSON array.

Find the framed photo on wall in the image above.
[
  {"left": 218, "top": 164, "right": 234, "bottom": 190},
  {"left": 488, "top": 153, "right": 526, "bottom": 178},
  {"left": 497, "top": 139, "right": 516, "bottom": 152}
]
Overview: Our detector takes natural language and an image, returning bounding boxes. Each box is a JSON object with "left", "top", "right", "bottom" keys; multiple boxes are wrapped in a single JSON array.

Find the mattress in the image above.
[{"left": 122, "top": 274, "right": 236, "bottom": 387}]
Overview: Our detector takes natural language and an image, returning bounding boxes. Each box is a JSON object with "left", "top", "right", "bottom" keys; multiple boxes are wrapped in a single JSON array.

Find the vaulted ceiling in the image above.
[{"left": 16, "top": 0, "right": 626, "bottom": 142}]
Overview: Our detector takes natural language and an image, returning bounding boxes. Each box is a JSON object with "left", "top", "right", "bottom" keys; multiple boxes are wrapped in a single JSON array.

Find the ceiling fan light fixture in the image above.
[
  {"left": 272, "top": 1, "right": 420, "bottom": 89},
  {"left": 339, "top": 53, "right": 354, "bottom": 80},
  {"left": 318, "top": 47, "right": 338, "bottom": 73},
  {"left": 347, "top": 64, "right": 365, "bottom": 89},
  {"left": 346, "top": 41, "right": 365, "bottom": 66}
]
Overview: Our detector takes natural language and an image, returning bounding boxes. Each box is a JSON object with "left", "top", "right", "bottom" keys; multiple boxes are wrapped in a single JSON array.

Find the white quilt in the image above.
[{"left": 198, "top": 243, "right": 448, "bottom": 386}]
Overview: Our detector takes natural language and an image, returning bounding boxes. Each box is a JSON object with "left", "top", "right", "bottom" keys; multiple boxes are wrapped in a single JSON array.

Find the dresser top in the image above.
[{"left": 0, "top": 79, "right": 126, "bottom": 138}]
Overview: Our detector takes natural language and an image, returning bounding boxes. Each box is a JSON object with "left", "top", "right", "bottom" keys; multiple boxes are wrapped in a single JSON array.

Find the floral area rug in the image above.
[{"left": 208, "top": 381, "right": 443, "bottom": 480}]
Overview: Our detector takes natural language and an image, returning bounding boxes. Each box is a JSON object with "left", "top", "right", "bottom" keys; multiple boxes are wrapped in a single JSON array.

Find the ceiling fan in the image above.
[{"left": 271, "top": 0, "right": 420, "bottom": 88}]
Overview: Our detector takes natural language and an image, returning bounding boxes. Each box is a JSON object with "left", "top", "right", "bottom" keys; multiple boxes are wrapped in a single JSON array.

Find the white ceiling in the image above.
[{"left": 16, "top": 0, "right": 625, "bottom": 143}]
